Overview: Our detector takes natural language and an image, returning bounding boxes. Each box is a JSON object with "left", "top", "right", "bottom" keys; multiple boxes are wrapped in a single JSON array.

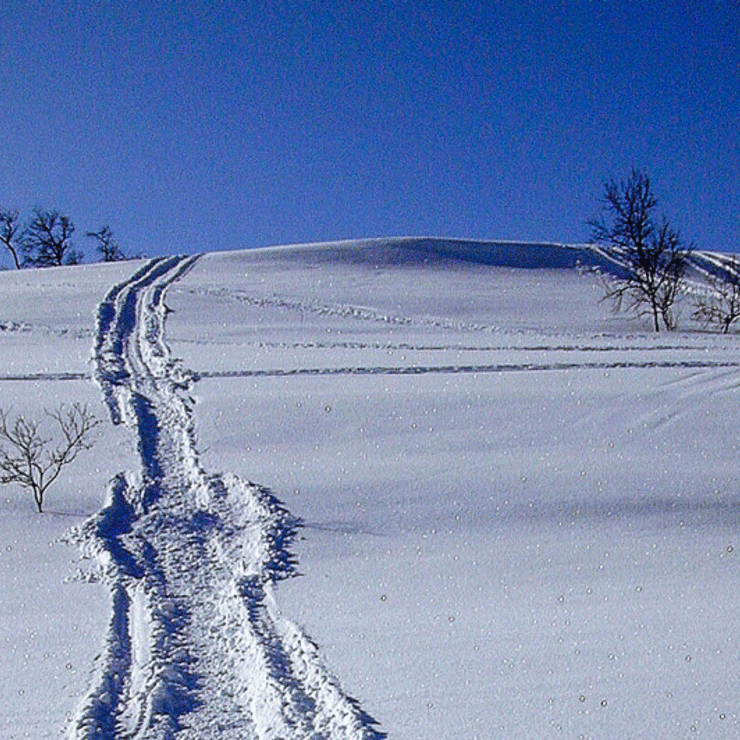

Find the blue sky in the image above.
[{"left": 0, "top": 1, "right": 738, "bottom": 261}]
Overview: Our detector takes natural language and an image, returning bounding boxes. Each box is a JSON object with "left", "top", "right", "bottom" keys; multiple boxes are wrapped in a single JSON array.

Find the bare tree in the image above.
[
  {"left": 0, "top": 208, "right": 22, "bottom": 269},
  {"left": 21, "top": 210, "right": 82, "bottom": 267},
  {"left": 86, "top": 225, "right": 127, "bottom": 262},
  {"left": 692, "top": 256, "right": 740, "bottom": 333},
  {"left": 590, "top": 169, "right": 691, "bottom": 331},
  {"left": 0, "top": 403, "right": 100, "bottom": 513}
]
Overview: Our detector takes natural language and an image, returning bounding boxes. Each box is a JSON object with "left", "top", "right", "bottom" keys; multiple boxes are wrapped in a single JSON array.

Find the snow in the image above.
[{"left": 1, "top": 238, "right": 740, "bottom": 738}]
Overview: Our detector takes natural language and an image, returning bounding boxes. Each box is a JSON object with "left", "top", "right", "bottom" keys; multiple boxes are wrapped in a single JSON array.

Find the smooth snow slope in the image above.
[
  {"left": 169, "top": 239, "right": 740, "bottom": 739},
  {"left": 1, "top": 237, "right": 740, "bottom": 739}
]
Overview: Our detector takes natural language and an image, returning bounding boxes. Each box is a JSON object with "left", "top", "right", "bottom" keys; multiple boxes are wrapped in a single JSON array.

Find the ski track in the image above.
[
  {"left": 69, "top": 256, "right": 386, "bottom": 740},
  {"left": 191, "top": 287, "right": 475, "bottom": 332},
  {"left": 3, "top": 357, "right": 740, "bottom": 384},
  {"left": 0, "top": 372, "right": 90, "bottom": 381},
  {"left": 193, "top": 358, "right": 740, "bottom": 380},
  {"left": 187, "top": 284, "right": 740, "bottom": 344},
  {"left": 175, "top": 286, "right": 740, "bottom": 380}
]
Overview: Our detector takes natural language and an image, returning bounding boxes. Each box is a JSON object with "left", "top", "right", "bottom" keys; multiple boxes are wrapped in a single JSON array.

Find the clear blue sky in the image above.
[{"left": 0, "top": 1, "right": 738, "bottom": 261}]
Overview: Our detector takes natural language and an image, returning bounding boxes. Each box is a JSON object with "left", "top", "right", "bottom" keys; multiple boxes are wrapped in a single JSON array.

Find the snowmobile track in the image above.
[{"left": 69, "top": 256, "right": 385, "bottom": 739}]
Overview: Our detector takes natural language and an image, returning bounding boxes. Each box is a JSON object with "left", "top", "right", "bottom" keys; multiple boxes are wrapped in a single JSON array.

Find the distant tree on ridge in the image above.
[
  {"left": 692, "top": 255, "right": 740, "bottom": 333},
  {"left": 589, "top": 169, "right": 691, "bottom": 331},
  {"left": 21, "top": 209, "right": 82, "bottom": 267},
  {"left": 0, "top": 208, "right": 22, "bottom": 269},
  {"left": 86, "top": 225, "right": 127, "bottom": 262}
]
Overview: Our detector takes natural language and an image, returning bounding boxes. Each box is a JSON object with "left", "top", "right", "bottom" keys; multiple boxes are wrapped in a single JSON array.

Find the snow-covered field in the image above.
[{"left": 1, "top": 238, "right": 740, "bottom": 739}]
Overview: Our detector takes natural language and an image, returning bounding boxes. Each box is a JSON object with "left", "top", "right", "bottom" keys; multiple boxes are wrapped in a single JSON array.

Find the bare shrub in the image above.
[
  {"left": 0, "top": 403, "right": 100, "bottom": 512},
  {"left": 692, "top": 256, "right": 740, "bottom": 333}
]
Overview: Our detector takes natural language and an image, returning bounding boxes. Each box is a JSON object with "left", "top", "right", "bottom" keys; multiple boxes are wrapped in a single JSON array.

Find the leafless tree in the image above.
[
  {"left": 692, "top": 256, "right": 740, "bottom": 333},
  {"left": 86, "top": 225, "right": 127, "bottom": 262},
  {"left": 21, "top": 210, "right": 82, "bottom": 267},
  {"left": 590, "top": 169, "right": 691, "bottom": 331},
  {"left": 0, "top": 403, "right": 100, "bottom": 513},
  {"left": 0, "top": 208, "right": 22, "bottom": 269}
]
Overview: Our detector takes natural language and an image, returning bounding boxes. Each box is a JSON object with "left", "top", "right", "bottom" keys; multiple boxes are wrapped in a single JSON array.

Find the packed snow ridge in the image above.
[{"left": 69, "top": 255, "right": 385, "bottom": 739}]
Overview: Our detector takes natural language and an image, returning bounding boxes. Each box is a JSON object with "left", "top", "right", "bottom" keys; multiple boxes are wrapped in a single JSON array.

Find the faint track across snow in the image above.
[
  {"left": 69, "top": 256, "right": 385, "bottom": 739},
  {"left": 194, "top": 358, "right": 740, "bottom": 379},
  {"left": 4, "top": 358, "right": 739, "bottom": 384}
]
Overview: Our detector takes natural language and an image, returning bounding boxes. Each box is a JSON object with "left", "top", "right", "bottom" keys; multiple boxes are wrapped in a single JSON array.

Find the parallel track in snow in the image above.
[
  {"left": 70, "top": 256, "right": 385, "bottom": 739},
  {"left": 194, "top": 358, "right": 740, "bottom": 379},
  {"left": 3, "top": 358, "right": 740, "bottom": 384}
]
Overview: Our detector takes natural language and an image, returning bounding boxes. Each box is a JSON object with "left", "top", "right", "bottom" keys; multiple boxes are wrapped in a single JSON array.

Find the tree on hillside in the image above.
[
  {"left": 0, "top": 403, "right": 100, "bottom": 513},
  {"left": 692, "top": 256, "right": 740, "bottom": 333},
  {"left": 0, "top": 208, "right": 22, "bottom": 269},
  {"left": 21, "top": 210, "right": 82, "bottom": 267},
  {"left": 589, "top": 169, "right": 691, "bottom": 331},
  {"left": 86, "top": 225, "right": 127, "bottom": 262}
]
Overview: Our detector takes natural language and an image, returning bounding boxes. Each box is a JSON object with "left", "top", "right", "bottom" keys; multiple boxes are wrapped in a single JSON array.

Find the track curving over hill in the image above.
[{"left": 69, "top": 255, "right": 385, "bottom": 739}]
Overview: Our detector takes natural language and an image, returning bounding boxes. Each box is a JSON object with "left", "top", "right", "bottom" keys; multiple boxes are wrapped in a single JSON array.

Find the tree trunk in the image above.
[{"left": 7, "top": 245, "right": 21, "bottom": 270}]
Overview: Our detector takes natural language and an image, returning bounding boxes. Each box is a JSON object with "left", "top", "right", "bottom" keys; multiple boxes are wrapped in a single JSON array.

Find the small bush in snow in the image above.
[{"left": 0, "top": 403, "right": 100, "bottom": 513}]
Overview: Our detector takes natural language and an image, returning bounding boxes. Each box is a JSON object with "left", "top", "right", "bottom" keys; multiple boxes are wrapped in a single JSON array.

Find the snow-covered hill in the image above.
[{"left": 1, "top": 238, "right": 740, "bottom": 739}]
